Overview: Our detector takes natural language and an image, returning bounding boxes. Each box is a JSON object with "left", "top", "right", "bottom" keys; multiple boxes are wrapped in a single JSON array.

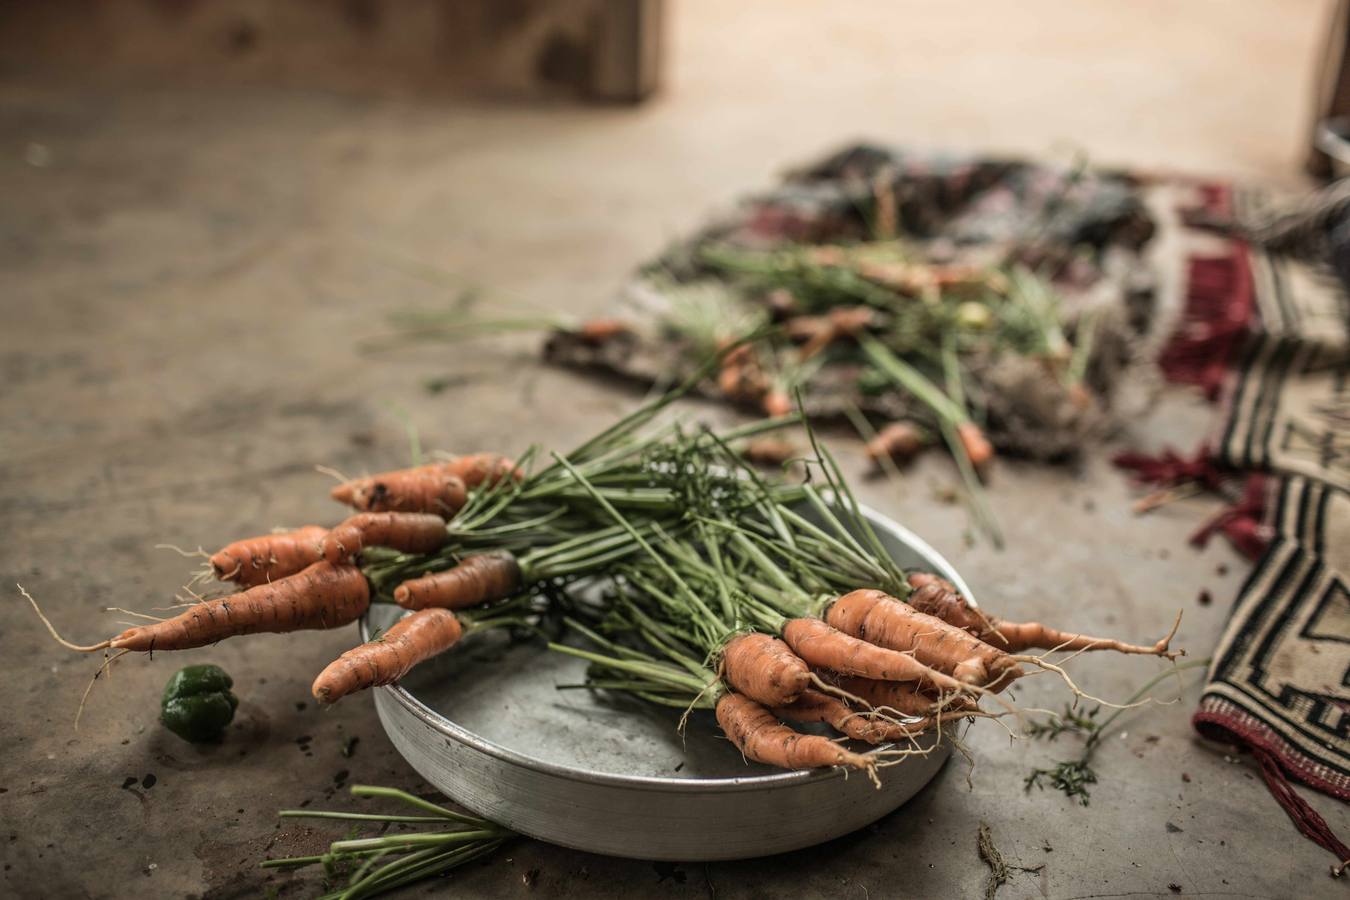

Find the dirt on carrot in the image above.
[
  {"left": 312, "top": 608, "right": 463, "bottom": 703},
  {"left": 210, "top": 525, "right": 328, "bottom": 587},
  {"left": 320, "top": 512, "right": 447, "bottom": 564},
  {"left": 393, "top": 552, "right": 521, "bottom": 610}
]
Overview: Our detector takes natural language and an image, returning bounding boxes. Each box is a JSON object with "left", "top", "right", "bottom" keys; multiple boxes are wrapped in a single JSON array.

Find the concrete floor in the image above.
[{"left": 1, "top": 2, "right": 1345, "bottom": 898}]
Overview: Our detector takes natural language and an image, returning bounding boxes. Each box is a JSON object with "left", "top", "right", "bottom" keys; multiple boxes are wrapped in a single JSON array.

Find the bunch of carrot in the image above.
[
  {"left": 540, "top": 420, "right": 1180, "bottom": 776},
  {"left": 30, "top": 378, "right": 1179, "bottom": 779}
]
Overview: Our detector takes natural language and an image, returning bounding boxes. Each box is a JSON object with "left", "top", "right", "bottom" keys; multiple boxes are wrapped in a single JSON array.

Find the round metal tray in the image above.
[{"left": 364, "top": 503, "right": 973, "bottom": 861}]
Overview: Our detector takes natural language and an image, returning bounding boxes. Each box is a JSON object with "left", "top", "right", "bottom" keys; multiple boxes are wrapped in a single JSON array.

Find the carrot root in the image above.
[
  {"left": 210, "top": 525, "right": 328, "bottom": 587},
  {"left": 320, "top": 512, "right": 447, "bottom": 564},
  {"left": 782, "top": 617, "right": 966, "bottom": 690},
  {"left": 19, "top": 584, "right": 111, "bottom": 652},
  {"left": 393, "top": 552, "right": 521, "bottom": 610},
  {"left": 312, "top": 608, "right": 463, "bottom": 704},
  {"left": 720, "top": 632, "right": 811, "bottom": 708},
  {"left": 109, "top": 561, "right": 370, "bottom": 652},
  {"left": 329, "top": 463, "right": 471, "bottom": 517},
  {"left": 825, "top": 590, "right": 1016, "bottom": 691},
  {"left": 716, "top": 692, "right": 874, "bottom": 773}
]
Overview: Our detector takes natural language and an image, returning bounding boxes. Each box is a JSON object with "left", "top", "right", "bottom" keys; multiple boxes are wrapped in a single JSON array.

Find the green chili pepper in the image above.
[{"left": 161, "top": 664, "right": 238, "bottom": 743}]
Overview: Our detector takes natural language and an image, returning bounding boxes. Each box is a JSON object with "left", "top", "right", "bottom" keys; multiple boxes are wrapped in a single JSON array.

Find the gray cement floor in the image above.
[{"left": 2, "top": 6, "right": 1346, "bottom": 896}]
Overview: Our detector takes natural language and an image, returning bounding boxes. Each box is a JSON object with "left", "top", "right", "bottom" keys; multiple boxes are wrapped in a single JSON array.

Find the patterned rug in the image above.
[{"left": 1147, "top": 182, "right": 1350, "bottom": 871}]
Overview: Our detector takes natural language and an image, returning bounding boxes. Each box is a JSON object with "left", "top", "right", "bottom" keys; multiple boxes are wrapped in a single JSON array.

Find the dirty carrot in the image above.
[
  {"left": 393, "top": 552, "right": 522, "bottom": 610},
  {"left": 741, "top": 436, "right": 799, "bottom": 467},
  {"left": 312, "top": 608, "right": 463, "bottom": 704},
  {"left": 440, "top": 453, "right": 521, "bottom": 489},
  {"left": 331, "top": 453, "right": 520, "bottom": 516},
  {"left": 774, "top": 689, "right": 970, "bottom": 745},
  {"left": 780, "top": 616, "right": 972, "bottom": 695},
  {"left": 824, "top": 674, "right": 955, "bottom": 718},
  {"left": 716, "top": 343, "right": 769, "bottom": 404},
  {"left": 955, "top": 421, "right": 995, "bottom": 471},
  {"left": 720, "top": 632, "right": 811, "bottom": 708},
  {"left": 28, "top": 561, "right": 371, "bottom": 654},
  {"left": 907, "top": 574, "right": 1181, "bottom": 658},
  {"left": 826, "top": 589, "right": 1023, "bottom": 687},
  {"left": 576, "top": 318, "right": 633, "bottom": 345},
  {"left": 716, "top": 692, "right": 873, "bottom": 772},
  {"left": 320, "top": 512, "right": 447, "bottom": 564},
  {"left": 761, "top": 389, "right": 793, "bottom": 418},
  {"left": 865, "top": 421, "right": 926, "bottom": 465},
  {"left": 330, "top": 465, "right": 468, "bottom": 516},
  {"left": 210, "top": 525, "right": 327, "bottom": 587}
]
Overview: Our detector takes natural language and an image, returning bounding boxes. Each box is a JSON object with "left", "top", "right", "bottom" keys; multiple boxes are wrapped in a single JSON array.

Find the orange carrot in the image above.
[
  {"left": 823, "top": 674, "right": 959, "bottom": 718},
  {"left": 331, "top": 465, "right": 468, "bottom": 516},
  {"left": 393, "top": 552, "right": 521, "bottom": 610},
  {"left": 576, "top": 318, "right": 633, "bottom": 345},
  {"left": 761, "top": 389, "right": 793, "bottom": 418},
  {"left": 440, "top": 453, "right": 521, "bottom": 489},
  {"left": 907, "top": 574, "right": 1179, "bottom": 658},
  {"left": 826, "top": 589, "right": 1022, "bottom": 687},
  {"left": 955, "top": 421, "right": 995, "bottom": 470},
  {"left": 720, "top": 632, "right": 810, "bottom": 707},
  {"left": 320, "top": 512, "right": 447, "bottom": 564},
  {"left": 780, "top": 617, "right": 970, "bottom": 695},
  {"left": 865, "top": 422, "right": 926, "bottom": 465},
  {"left": 716, "top": 344, "right": 768, "bottom": 404},
  {"left": 786, "top": 306, "right": 873, "bottom": 361},
  {"left": 716, "top": 693, "right": 872, "bottom": 771},
  {"left": 741, "top": 437, "right": 798, "bottom": 467},
  {"left": 312, "top": 608, "right": 463, "bottom": 704},
  {"left": 210, "top": 525, "right": 328, "bottom": 587},
  {"left": 108, "top": 562, "right": 368, "bottom": 652},
  {"left": 906, "top": 577, "right": 989, "bottom": 634},
  {"left": 774, "top": 690, "right": 970, "bottom": 745}
]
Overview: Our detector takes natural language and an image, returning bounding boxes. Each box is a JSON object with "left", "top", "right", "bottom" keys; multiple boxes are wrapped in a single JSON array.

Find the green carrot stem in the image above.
[
  {"left": 937, "top": 417, "right": 1004, "bottom": 549},
  {"left": 547, "top": 643, "right": 711, "bottom": 694},
  {"left": 346, "top": 786, "right": 485, "bottom": 825},
  {"left": 1083, "top": 659, "right": 1211, "bottom": 755},
  {"left": 276, "top": 811, "right": 448, "bottom": 824},
  {"left": 330, "top": 829, "right": 501, "bottom": 854},
  {"left": 860, "top": 336, "right": 968, "bottom": 424}
]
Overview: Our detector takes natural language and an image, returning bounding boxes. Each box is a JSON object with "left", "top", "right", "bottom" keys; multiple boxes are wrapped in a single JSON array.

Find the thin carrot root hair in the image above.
[
  {"left": 314, "top": 464, "right": 355, "bottom": 485},
  {"left": 75, "top": 648, "right": 131, "bottom": 730},
  {"left": 155, "top": 543, "right": 210, "bottom": 560},
  {"left": 1008, "top": 654, "right": 1151, "bottom": 711},
  {"left": 320, "top": 512, "right": 447, "bottom": 564},
  {"left": 19, "top": 584, "right": 111, "bottom": 652},
  {"left": 806, "top": 672, "right": 875, "bottom": 711}
]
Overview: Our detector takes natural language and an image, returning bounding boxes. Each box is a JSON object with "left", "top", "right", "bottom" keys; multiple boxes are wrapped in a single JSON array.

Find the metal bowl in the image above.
[{"left": 364, "top": 503, "right": 973, "bottom": 861}]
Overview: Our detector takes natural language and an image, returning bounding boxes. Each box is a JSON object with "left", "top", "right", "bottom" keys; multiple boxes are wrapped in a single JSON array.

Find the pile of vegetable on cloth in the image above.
[{"left": 541, "top": 143, "right": 1161, "bottom": 470}]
